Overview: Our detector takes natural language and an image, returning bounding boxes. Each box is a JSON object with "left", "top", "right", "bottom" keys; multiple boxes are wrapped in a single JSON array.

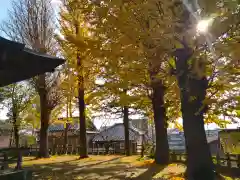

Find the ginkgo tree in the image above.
[
  {"left": 89, "top": 51, "right": 152, "bottom": 156},
  {"left": 57, "top": 0, "right": 102, "bottom": 158},
  {"left": 91, "top": 0, "right": 240, "bottom": 177},
  {"left": 57, "top": 0, "right": 240, "bottom": 178},
  {"left": 88, "top": 0, "right": 183, "bottom": 164},
  {"left": 167, "top": 0, "right": 240, "bottom": 179}
]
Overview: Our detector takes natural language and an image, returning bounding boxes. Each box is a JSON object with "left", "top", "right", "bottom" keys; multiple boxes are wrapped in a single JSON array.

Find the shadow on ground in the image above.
[
  {"left": 23, "top": 156, "right": 239, "bottom": 180},
  {"left": 28, "top": 157, "right": 187, "bottom": 180}
]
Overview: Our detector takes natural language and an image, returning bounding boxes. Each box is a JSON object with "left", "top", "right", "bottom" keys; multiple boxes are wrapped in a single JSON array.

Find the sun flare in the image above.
[{"left": 197, "top": 19, "right": 213, "bottom": 33}]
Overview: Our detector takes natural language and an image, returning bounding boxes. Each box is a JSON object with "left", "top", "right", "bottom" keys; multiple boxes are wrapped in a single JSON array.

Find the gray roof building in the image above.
[{"left": 92, "top": 123, "right": 143, "bottom": 142}]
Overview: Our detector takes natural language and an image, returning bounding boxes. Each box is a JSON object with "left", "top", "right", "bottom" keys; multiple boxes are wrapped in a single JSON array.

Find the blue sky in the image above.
[{"left": 0, "top": 1, "right": 11, "bottom": 23}]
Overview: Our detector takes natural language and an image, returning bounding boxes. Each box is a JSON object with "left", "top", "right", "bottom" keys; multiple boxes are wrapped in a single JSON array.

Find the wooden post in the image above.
[
  {"left": 172, "top": 152, "right": 176, "bottom": 162},
  {"left": 114, "top": 143, "right": 116, "bottom": 154},
  {"left": 1, "top": 152, "right": 9, "bottom": 170},
  {"left": 57, "top": 145, "right": 60, "bottom": 155},
  {"left": 226, "top": 153, "right": 231, "bottom": 168},
  {"left": 71, "top": 145, "right": 73, "bottom": 154},
  {"left": 49, "top": 147, "right": 52, "bottom": 155},
  {"left": 97, "top": 143, "right": 99, "bottom": 155},
  {"left": 60, "top": 145, "right": 63, "bottom": 155},
  {"left": 65, "top": 144, "right": 68, "bottom": 154},
  {"left": 141, "top": 135, "right": 144, "bottom": 158},
  {"left": 53, "top": 145, "right": 56, "bottom": 155},
  {"left": 237, "top": 154, "right": 240, "bottom": 168},
  {"left": 216, "top": 152, "right": 220, "bottom": 166},
  {"left": 29, "top": 145, "right": 32, "bottom": 156}
]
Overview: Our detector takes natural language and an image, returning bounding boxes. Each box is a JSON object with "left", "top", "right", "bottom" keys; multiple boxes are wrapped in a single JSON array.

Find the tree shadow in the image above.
[
  {"left": 215, "top": 166, "right": 240, "bottom": 179},
  {"left": 31, "top": 160, "right": 137, "bottom": 180},
  {"left": 130, "top": 163, "right": 166, "bottom": 180},
  {"left": 29, "top": 158, "right": 178, "bottom": 180}
]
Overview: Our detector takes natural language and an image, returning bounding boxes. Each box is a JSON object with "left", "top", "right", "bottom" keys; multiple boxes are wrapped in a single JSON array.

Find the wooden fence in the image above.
[
  {"left": 0, "top": 148, "right": 26, "bottom": 170},
  {"left": 28, "top": 145, "right": 127, "bottom": 156},
  {"left": 169, "top": 152, "right": 240, "bottom": 177}
]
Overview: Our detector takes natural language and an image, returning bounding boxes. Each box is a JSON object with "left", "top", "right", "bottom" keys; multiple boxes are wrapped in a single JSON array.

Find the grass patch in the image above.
[
  {"left": 9, "top": 155, "right": 120, "bottom": 168},
  {"left": 119, "top": 155, "right": 154, "bottom": 167}
]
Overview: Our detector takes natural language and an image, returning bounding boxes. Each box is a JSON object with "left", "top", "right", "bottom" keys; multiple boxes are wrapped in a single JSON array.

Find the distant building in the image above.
[
  {"left": 219, "top": 129, "right": 240, "bottom": 154},
  {"left": 130, "top": 118, "right": 148, "bottom": 132},
  {"left": 148, "top": 127, "right": 224, "bottom": 155},
  {"left": 44, "top": 117, "right": 98, "bottom": 150},
  {"left": 92, "top": 123, "right": 145, "bottom": 154},
  {"left": 167, "top": 129, "right": 185, "bottom": 152},
  {"left": 99, "top": 126, "right": 111, "bottom": 131}
]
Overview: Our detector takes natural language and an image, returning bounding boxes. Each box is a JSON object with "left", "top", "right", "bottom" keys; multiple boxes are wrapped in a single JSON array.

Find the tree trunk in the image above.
[
  {"left": 78, "top": 87, "right": 88, "bottom": 158},
  {"left": 64, "top": 103, "right": 69, "bottom": 149},
  {"left": 39, "top": 119, "right": 49, "bottom": 158},
  {"left": 38, "top": 74, "right": 50, "bottom": 158},
  {"left": 123, "top": 105, "right": 130, "bottom": 156},
  {"left": 13, "top": 112, "right": 19, "bottom": 148},
  {"left": 151, "top": 79, "right": 169, "bottom": 165},
  {"left": 174, "top": 47, "right": 214, "bottom": 180},
  {"left": 75, "top": 24, "right": 88, "bottom": 159}
]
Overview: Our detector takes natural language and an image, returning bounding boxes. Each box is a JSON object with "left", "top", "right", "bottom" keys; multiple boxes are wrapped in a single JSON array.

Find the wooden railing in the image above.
[
  {"left": 0, "top": 148, "right": 27, "bottom": 170},
  {"left": 169, "top": 152, "right": 240, "bottom": 177},
  {"left": 170, "top": 152, "right": 240, "bottom": 168},
  {"left": 28, "top": 145, "right": 120, "bottom": 156}
]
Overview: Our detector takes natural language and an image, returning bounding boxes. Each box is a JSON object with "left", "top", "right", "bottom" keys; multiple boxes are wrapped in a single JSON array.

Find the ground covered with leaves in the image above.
[{"left": 16, "top": 155, "right": 239, "bottom": 180}]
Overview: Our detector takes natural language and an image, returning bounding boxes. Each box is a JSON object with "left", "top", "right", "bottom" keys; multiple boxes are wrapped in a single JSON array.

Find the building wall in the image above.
[
  {"left": 168, "top": 133, "right": 185, "bottom": 152},
  {"left": 130, "top": 119, "right": 148, "bottom": 132},
  {"left": 0, "top": 135, "right": 10, "bottom": 148},
  {"left": 48, "top": 132, "right": 96, "bottom": 150},
  {"left": 93, "top": 140, "right": 138, "bottom": 154}
]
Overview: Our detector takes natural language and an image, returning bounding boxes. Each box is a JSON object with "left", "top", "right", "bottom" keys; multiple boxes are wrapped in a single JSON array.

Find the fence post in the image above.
[
  {"left": 57, "top": 145, "right": 59, "bottom": 155},
  {"left": 49, "top": 147, "right": 52, "bottom": 155},
  {"left": 226, "top": 153, "right": 231, "bottom": 168},
  {"left": 174, "top": 152, "right": 176, "bottom": 162},
  {"left": 237, "top": 154, "right": 240, "bottom": 168},
  {"left": 216, "top": 152, "right": 220, "bottom": 167},
  {"left": 97, "top": 144, "right": 99, "bottom": 155},
  {"left": 141, "top": 143, "right": 144, "bottom": 158},
  {"left": 59, "top": 145, "right": 62, "bottom": 155},
  {"left": 172, "top": 152, "right": 176, "bottom": 162},
  {"left": 65, "top": 144, "right": 68, "bottom": 155},
  {"left": 29, "top": 145, "right": 32, "bottom": 156},
  {"left": 52, "top": 145, "right": 56, "bottom": 155},
  {"left": 62, "top": 145, "right": 64, "bottom": 155},
  {"left": 1, "top": 152, "right": 9, "bottom": 170},
  {"left": 92, "top": 142, "right": 94, "bottom": 154}
]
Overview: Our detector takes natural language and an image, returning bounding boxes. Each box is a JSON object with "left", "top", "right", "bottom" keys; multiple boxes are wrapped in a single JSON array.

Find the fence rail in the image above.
[
  {"left": 170, "top": 152, "right": 240, "bottom": 177},
  {"left": 0, "top": 147, "right": 26, "bottom": 170},
  {"left": 28, "top": 145, "right": 127, "bottom": 156}
]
